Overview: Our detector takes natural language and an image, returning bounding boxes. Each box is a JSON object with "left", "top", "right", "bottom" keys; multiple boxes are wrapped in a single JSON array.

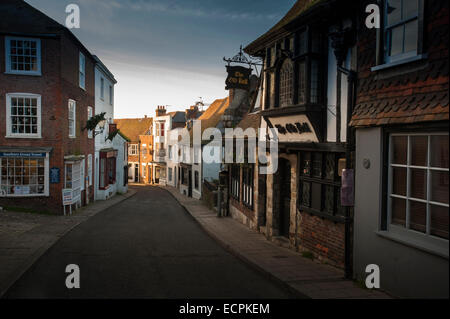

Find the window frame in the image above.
[
  {"left": 100, "top": 77, "right": 105, "bottom": 100},
  {"left": 87, "top": 106, "right": 93, "bottom": 138},
  {"left": 0, "top": 153, "right": 49, "bottom": 197},
  {"left": 79, "top": 52, "right": 86, "bottom": 90},
  {"left": 6, "top": 93, "right": 42, "bottom": 139},
  {"left": 230, "top": 164, "right": 240, "bottom": 200},
  {"left": 5, "top": 37, "right": 42, "bottom": 76},
  {"left": 129, "top": 144, "right": 138, "bottom": 156},
  {"left": 242, "top": 164, "right": 254, "bottom": 209},
  {"left": 387, "top": 132, "right": 449, "bottom": 240},
  {"left": 68, "top": 99, "right": 76, "bottom": 138}
]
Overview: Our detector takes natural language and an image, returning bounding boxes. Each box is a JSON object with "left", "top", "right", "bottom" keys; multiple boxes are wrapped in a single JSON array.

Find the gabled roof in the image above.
[
  {"left": 0, "top": 0, "right": 96, "bottom": 63},
  {"left": 168, "top": 111, "right": 186, "bottom": 123},
  {"left": 244, "top": 0, "right": 325, "bottom": 54},
  {"left": 115, "top": 117, "right": 153, "bottom": 143}
]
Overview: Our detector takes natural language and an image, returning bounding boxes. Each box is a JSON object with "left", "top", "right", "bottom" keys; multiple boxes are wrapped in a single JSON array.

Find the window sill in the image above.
[
  {"left": 376, "top": 228, "right": 449, "bottom": 260},
  {"left": 5, "top": 134, "right": 42, "bottom": 139},
  {"left": 371, "top": 54, "right": 427, "bottom": 72},
  {"left": 5, "top": 71, "right": 42, "bottom": 76}
]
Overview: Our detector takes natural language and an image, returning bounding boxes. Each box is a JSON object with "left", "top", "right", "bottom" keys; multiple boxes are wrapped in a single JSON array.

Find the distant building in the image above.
[{"left": 115, "top": 117, "right": 153, "bottom": 184}]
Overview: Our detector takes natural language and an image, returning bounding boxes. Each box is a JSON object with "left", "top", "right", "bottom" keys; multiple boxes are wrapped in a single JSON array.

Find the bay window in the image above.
[
  {"left": 99, "top": 150, "right": 117, "bottom": 189},
  {"left": 388, "top": 133, "right": 449, "bottom": 240},
  {"left": 6, "top": 93, "right": 41, "bottom": 138}
]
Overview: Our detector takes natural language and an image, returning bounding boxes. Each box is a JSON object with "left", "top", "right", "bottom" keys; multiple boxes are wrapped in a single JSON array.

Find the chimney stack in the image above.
[{"left": 155, "top": 105, "right": 167, "bottom": 117}]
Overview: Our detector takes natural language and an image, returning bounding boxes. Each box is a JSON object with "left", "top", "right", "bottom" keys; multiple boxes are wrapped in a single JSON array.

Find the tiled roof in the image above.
[
  {"left": 196, "top": 97, "right": 230, "bottom": 136},
  {"left": 351, "top": 0, "right": 449, "bottom": 127},
  {"left": 114, "top": 117, "right": 153, "bottom": 143}
]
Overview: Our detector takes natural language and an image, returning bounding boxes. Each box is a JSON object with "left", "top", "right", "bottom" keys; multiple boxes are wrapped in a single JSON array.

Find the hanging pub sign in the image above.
[{"left": 225, "top": 65, "right": 251, "bottom": 90}]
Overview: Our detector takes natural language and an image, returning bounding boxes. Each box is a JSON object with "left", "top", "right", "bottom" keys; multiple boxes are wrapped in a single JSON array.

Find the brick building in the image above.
[
  {"left": 0, "top": 0, "right": 97, "bottom": 213},
  {"left": 351, "top": 0, "right": 448, "bottom": 297},
  {"left": 115, "top": 117, "right": 153, "bottom": 184}
]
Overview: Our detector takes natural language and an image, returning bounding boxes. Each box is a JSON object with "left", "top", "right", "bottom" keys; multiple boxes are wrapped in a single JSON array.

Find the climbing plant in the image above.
[{"left": 83, "top": 112, "right": 106, "bottom": 132}]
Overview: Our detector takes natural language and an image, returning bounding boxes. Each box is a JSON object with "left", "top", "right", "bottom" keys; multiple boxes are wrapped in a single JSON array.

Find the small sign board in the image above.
[
  {"left": 340, "top": 169, "right": 354, "bottom": 206},
  {"left": 62, "top": 188, "right": 73, "bottom": 206},
  {"left": 50, "top": 167, "right": 60, "bottom": 184},
  {"left": 225, "top": 65, "right": 251, "bottom": 90}
]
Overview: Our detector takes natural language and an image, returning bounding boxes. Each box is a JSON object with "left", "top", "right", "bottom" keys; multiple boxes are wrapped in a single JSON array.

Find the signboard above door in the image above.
[{"left": 266, "top": 114, "right": 319, "bottom": 143}]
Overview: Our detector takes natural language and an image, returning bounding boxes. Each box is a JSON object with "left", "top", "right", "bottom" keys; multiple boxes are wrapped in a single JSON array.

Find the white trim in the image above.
[
  {"left": 5, "top": 93, "right": 42, "bottom": 138},
  {"left": 68, "top": 99, "right": 76, "bottom": 138},
  {"left": 5, "top": 37, "right": 42, "bottom": 76},
  {"left": 87, "top": 154, "right": 93, "bottom": 186},
  {"left": 87, "top": 106, "right": 93, "bottom": 139}
]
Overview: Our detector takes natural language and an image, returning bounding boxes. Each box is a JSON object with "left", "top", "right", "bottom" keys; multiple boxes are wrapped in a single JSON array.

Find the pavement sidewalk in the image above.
[
  {"left": 0, "top": 189, "right": 136, "bottom": 297},
  {"left": 162, "top": 185, "right": 391, "bottom": 299}
]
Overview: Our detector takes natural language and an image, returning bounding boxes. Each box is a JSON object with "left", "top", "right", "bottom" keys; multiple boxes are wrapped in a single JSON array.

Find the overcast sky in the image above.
[{"left": 25, "top": 0, "right": 295, "bottom": 118}]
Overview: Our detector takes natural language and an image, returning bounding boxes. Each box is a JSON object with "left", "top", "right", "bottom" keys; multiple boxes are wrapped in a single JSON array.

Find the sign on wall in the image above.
[
  {"left": 225, "top": 65, "right": 251, "bottom": 90},
  {"left": 0, "top": 152, "right": 46, "bottom": 158},
  {"left": 267, "top": 115, "right": 319, "bottom": 143},
  {"left": 50, "top": 167, "right": 60, "bottom": 184}
]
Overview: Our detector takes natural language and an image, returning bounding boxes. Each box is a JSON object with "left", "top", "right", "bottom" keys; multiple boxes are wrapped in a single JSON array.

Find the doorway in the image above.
[
  {"left": 134, "top": 164, "right": 139, "bottom": 182},
  {"left": 279, "top": 158, "right": 291, "bottom": 238},
  {"left": 188, "top": 169, "right": 192, "bottom": 197}
]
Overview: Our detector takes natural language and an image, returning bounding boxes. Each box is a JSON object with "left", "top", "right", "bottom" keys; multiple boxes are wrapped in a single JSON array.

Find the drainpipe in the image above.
[{"left": 338, "top": 65, "right": 356, "bottom": 279}]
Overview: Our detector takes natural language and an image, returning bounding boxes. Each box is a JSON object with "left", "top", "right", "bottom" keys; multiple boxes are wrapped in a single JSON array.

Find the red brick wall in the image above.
[
  {"left": 0, "top": 27, "right": 95, "bottom": 213},
  {"left": 298, "top": 212, "right": 345, "bottom": 269}
]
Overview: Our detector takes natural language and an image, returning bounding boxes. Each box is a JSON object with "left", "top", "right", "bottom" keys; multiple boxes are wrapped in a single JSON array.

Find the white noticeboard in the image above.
[{"left": 62, "top": 189, "right": 74, "bottom": 215}]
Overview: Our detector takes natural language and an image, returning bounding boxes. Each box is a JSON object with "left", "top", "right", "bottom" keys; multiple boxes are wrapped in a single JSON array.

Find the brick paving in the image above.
[
  {"left": 0, "top": 189, "right": 136, "bottom": 297},
  {"left": 162, "top": 185, "right": 391, "bottom": 299}
]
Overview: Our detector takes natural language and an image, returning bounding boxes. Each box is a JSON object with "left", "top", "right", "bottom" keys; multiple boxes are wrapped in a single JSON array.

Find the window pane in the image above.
[
  {"left": 404, "top": 19, "right": 418, "bottom": 53},
  {"left": 298, "top": 61, "right": 306, "bottom": 104},
  {"left": 430, "top": 135, "right": 449, "bottom": 168},
  {"left": 392, "top": 167, "right": 407, "bottom": 196},
  {"left": 387, "top": 0, "right": 402, "bottom": 26},
  {"left": 409, "top": 200, "right": 426, "bottom": 233},
  {"left": 325, "top": 153, "right": 335, "bottom": 180},
  {"left": 301, "top": 182, "right": 310, "bottom": 207},
  {"left": 301, "top": 152, "right": 311, "bottom": 175},
  {"left": 310, "top": 59, "right": 320, "bottom": 103},
  {"left": 411, "top": 136, "right": 428, "bottom": 166},
  {"left": 410, "top": 168, "right": 427, "bottom": 199},
  {"left": 390, "top": 25, "right": 404, "bottom": 57},
  {"left": 403, "top": 0, "right": 418, "bottom": 19},
  {"left": 312, "top": 153, "right": 322, "bottom": 178},
  {"left": 431, "top": 171, "right": 449, "bottom": 204},
  {"left": 298, "top": 30, "right": 307, "bottom": 55},
  {"left": 430, "top": 205, "right": 449, "bottom": 239},
  {"left": 311, "top": 182, "right": 322, "bottom": 211},
  {"left": 324, "top": 185, "right": 334, "bottom": 214},
  {"left": 391, "top": 136, "right": 407, "bottom": 164},
  {"left": 391, "top": 197, "right": 406, "bottom": 226}
]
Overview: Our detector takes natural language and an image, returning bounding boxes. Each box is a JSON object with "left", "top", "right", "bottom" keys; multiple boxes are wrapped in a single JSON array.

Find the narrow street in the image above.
[{"left": 4, "top": 186, "right": 296, "bottom": 299}]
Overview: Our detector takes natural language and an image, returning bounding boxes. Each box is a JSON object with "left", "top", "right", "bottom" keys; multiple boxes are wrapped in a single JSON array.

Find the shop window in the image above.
[{"left": 0, "top": 154, "right": 48, "bottom": 196}]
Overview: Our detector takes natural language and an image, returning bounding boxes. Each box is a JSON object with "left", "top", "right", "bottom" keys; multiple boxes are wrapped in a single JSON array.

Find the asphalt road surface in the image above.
[{"left": 4, "top": 186, "right": 296, "bottom": 298}]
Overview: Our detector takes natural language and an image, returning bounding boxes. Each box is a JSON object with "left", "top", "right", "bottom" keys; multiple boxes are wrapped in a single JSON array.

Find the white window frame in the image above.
[
  {"left": 79, "top": 52, "right": 86, "bottom": 89},
  {"left": 87, "top": 106, "right": 93, "bottom": 138},
  {"left": 142, "top": 163, "right": 147, "bottom": 179},
  {"left": 129, "top": 144, "right": 138, "bottom": 156},
  {"left": 109, "top": 85, "right": 113, "bottom": 105},
  {"left": 80, "top": 158, "right": 85, "bottom": 191},
  {"left": 68, "top": 99, "right": 76, "bottom": 138},
  {"left": 100, "top": 77, "right": 105, "bottom": 100},
  {"left": 6, "top": 93, "right": 42, "bottom": 138},
  {"left": 5, "top": 37, "right": 42, "bottom": 76},
  {"left": 87, "top": 154, "right": 93, "bottom": 186},
  {"left": 0, "top": 153, "right": 50, "bottom": 197},
  {"left": 386, "top": 132, "right": 449, "bottom": 257},
  {"left": 65, "top": 161, "right": 81, "bottom": 203}
]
